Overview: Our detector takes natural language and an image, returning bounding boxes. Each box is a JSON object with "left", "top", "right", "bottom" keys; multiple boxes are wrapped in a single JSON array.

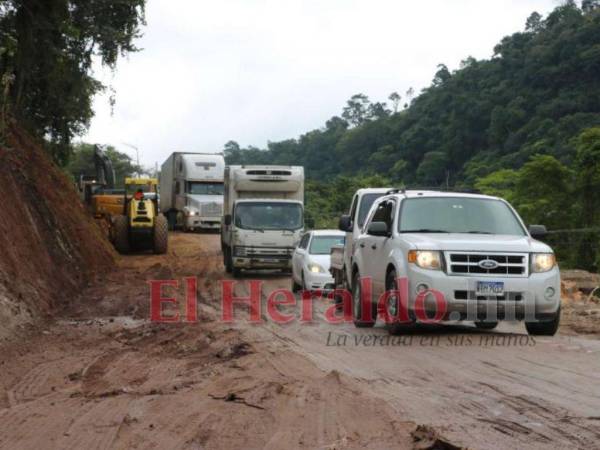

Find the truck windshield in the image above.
[
  {"left": 358, "top": 193, "right": 385, "bottom": 227},
  {"left": 399, "top": 197, "right": 526, "bottom": 236},
  {"left": 187, "top": 182, "right": 224, "bottom": 196},
  {"left": 235, "top": 202, "right": 303, "bottom": 231},
  {"left": 309, "top": 236, "right": 345, "bottom": 255}
]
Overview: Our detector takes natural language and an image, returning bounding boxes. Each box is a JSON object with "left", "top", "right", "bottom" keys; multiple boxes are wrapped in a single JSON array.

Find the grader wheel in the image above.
[
  {"left": 153, "top": 214, "right": 169, "bottom": 254},
  {"left": 113, "top": 215, "right": 130, "bottom": 254}
]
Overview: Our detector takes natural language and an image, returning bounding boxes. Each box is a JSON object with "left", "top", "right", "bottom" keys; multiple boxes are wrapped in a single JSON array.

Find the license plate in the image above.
[{"left": 476, "top": 281, "right": 504, "bottom": 296}]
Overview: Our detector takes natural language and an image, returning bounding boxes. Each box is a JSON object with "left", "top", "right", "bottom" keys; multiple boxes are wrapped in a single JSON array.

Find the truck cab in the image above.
[
  {"left": 160, "top": 153, "right": 225, "bottom": 231},
  {"left": 221, "top": 166, "right": 305, "bottom": 277}
]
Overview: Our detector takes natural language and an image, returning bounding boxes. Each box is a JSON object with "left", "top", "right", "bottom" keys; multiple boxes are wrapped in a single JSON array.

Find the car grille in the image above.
[
  {"left": 446, "top": 252, "right": 528, "bottom": 277},
  {"left": 200, "top": 202, "right": 222, "bottom": 217}
]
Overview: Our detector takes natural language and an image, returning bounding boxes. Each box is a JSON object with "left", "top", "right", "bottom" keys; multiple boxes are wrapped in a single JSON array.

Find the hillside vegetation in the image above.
[{"left": 225, "top": 1, "right": 600, "bottom": 270}]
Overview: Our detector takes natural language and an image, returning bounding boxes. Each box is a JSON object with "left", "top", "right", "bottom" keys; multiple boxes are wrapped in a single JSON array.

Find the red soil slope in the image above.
[{"left": 0, "top": 125, "right": 115, "bottom": 340}]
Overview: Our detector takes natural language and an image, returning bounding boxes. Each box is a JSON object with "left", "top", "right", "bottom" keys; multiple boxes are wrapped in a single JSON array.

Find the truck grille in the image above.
[
  {"left": 200, "top": 202, "right": 222, "bottom": 217},
  {"left": 446, "top": 252, "right": 528, "bottom": 277},
  {"left": 246, "top": 248, "right": 294, "bottom": 259}
]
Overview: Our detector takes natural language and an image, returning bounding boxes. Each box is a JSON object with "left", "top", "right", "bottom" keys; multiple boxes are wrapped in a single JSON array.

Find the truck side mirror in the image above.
[
  {"left": 224, "top": 214, "right": 232, "bottom": 226},
  {"left": 529, "top": 225, "right": 548, "bottom": 240},
  {"left": 338, "top": 215, "right": 352, "bottom": 232},
  {"left": 367, "top": 221, "right": 390, "bottom": 237}
]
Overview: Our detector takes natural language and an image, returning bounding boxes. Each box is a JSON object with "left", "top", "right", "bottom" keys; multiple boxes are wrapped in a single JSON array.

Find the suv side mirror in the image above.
[
  {"left": 529, "top": 225, "right": 548, "bottom": 240},
  {"left": 367, "top": 221, "right": 390, "bottom": 237},
  {"left": 338, "top": 214, "right": 352, "bottom": 232},
  {"left": 224, "top": 214, "right": 232, "bottom": 226}
]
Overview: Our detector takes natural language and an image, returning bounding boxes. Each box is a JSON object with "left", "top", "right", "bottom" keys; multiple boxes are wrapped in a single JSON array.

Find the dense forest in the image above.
[
  {"left": 0, "top": 0, "right": 146, "bottom": 164},
  {"left": 225, "top": 1, "right": 600, "bottom": 270}
]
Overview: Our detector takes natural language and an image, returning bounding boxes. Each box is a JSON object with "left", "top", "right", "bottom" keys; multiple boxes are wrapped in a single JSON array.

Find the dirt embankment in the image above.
[{"left": 0, "top": 125, "right": 115, "bottom": 341}]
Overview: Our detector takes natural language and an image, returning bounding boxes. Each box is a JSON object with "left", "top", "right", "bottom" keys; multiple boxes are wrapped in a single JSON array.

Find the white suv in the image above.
[{"left": 351, "top": 190, "right": 561, "bottom": 336}]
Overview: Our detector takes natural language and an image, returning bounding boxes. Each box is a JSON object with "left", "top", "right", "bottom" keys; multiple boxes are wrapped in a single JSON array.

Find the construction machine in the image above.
[
  {"left": 112, "top": 178, "right": 168, "bottom": 255},
  {"left": 78, "top": 145, "right": 125, "bottom": 218}
]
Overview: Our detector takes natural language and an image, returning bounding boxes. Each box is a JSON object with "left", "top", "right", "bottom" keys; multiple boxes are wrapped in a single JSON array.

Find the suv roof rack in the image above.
[{"left": 386, "top": 186, "right": 482, "bottom": 195}]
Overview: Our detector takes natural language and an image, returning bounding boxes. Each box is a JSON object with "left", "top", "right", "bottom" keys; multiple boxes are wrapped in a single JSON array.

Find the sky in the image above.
[{"left": 84, "top": 0, "right": 560, "bottom": 169}]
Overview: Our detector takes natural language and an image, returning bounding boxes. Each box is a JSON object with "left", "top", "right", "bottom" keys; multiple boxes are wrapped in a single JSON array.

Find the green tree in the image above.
[
  {"left": 513, "top": 155, "right": 574, "bottom": 230},
  {"left": 574, "top": 127, "right": 600, "bottom": 269},
  {"left": 416, "top": 151, "right": 449, "bottom": 185},
  {"left": 342, "top": 93, "right": 371, "bottom": 127},
  {"left": 388, "top": 92, "right": 401, "bottom": 113},
  {"left": 475, "top": 169, "right": 519, "bottom": 201},
  {"left": 0, "top": 0, "right": 146, "bottom": 164}
]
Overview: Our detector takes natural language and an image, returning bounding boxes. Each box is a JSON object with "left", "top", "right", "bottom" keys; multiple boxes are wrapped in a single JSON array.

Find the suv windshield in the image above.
[
  {"left": 187, "top": 182, "right": 224, "bottom": 196},
  {"left": 399, "top": 197, "right": 526, "bottom": 236},
  {"left": 309, "top": 235, "right": 345, "bottom": 255},
  {"left": 235, "top": 202, "right": 303, "bottom": 231}
]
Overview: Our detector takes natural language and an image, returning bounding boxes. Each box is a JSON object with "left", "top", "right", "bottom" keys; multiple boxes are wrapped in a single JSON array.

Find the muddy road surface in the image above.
[{"left": 1, "top": 233, "right": 600, "bottom": 450}]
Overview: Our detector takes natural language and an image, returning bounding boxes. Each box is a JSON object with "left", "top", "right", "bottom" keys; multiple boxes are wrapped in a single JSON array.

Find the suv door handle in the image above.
[{"left": 371, "top": 244, "right": 377, "bottom": 250}]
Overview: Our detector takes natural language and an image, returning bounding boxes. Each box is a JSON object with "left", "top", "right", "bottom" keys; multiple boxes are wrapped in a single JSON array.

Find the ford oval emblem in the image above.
[{"left": 479, "top": 259, "right": 499, "bottom": 270}]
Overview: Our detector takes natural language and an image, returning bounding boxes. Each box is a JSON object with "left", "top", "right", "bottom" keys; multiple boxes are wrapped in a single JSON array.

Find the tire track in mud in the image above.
[{"left": 228, "top": 259, "right": 600, "bottom": 450}]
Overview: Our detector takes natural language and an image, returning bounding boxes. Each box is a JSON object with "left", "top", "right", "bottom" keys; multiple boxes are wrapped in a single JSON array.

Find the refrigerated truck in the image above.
[
  {"left": 159, "top": 153, "right": 225, "bottom": 231},
  {"left": 221, "top": 165, "right": 305, "bottom": 277}
]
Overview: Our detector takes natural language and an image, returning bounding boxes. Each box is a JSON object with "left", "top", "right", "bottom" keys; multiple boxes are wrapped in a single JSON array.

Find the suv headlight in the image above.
[
  {"left": 307, "top": 263, "right": 326, "bottom": 274},
  {"left": 531, "top": 253, "right": 556, "bottom": 273},
  {"left": 408, "top": 250, "right": 442, "bottom": 270}
]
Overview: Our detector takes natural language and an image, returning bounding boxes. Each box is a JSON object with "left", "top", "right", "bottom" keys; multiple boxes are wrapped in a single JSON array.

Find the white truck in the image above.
[
  {"left": 221, "top": 165, "right": 305, "bottom": 277},
  {"left": 332, "top": 189, "right": 561, "bottom": 336},
  {"left": 330, "top": 188, "right": 392, "bottom": 294},
  {"left": 159, "top": 153, "right": 225, "bottom": 231}
]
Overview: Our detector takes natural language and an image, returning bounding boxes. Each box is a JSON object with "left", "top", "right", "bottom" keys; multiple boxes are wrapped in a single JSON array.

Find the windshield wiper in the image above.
[
  {"left": 466, "top": 231, "right": 493, "bottom": 234},
  {"left": 242, "top": 227, "right": 265, "bottom": 233},
  {"left": 400, "top": 229, "right": 449, "bottom": 233}
]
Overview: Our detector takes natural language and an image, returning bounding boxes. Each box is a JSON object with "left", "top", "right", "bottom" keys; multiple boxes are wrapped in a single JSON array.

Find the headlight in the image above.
[
  {"left": 307, "top": 263, "right": 326, "bottom": 274},
  {"left": 234, "top": 246, "right": 247, "bottom": 257},
  {"left": 531, "top": 253, "right": 556, "bottom": 273},
  {"left": 185, "top": 210, "right": 197, "bottom": 216},
  {"left": 408, "top": 250, "right": 442, "bottom": 270}
]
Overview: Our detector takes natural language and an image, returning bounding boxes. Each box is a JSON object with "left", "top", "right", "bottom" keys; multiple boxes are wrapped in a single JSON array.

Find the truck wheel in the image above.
[
  {"left": 224, "top": 246, "right": 233, "bottom": 273},
  {"left": 166, "top": 211, "right": 177, "bottom": 231},
  {"left": 475, "top": 321, "right": 498, "bottom": 330},
  {"left": 385, "top": 269, "right": 411, "bottom": 335},
  {"left": 113, "top": 215, "right": 130, "bottom": 254},
  {"left": 153, "top": 214, "right": 169, "bottom": 254},
  {"left": 525, "top": 307, "right": 560, "bottom": 336},
  {"left": 352, "top": 271, "right": 376, "bottom": 328}
]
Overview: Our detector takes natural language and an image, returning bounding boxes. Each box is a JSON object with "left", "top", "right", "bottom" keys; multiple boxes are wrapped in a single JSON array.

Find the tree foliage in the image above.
[
  {"left": 0, "top": 0, "right": 146, "bottom": 164},
  {"left": 225, "top": 3, "right": 600, "bottom": 269}
]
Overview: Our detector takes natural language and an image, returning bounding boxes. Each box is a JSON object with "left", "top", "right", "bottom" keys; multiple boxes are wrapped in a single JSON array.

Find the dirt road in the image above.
[{"left": 1, "top": 233, "right": 600, "bottom": 449}]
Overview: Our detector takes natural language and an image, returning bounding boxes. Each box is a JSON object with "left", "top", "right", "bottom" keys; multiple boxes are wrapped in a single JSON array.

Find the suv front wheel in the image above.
[
  {"left": 525, "top": 307, "right": 561, "bottom": 336},
  {"left": 352, "top": 271, "right": 377, "bottom": 328}
]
